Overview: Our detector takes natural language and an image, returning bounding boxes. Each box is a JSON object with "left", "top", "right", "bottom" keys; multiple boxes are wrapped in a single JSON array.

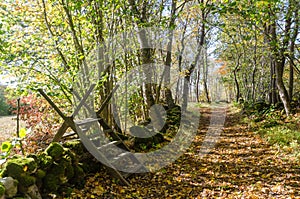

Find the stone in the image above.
[
  {"left": 27, "top": 184, "right": 42, "bottom": 199},
  {"left": 0, "top": 177, "right": 18, "bottom": 198}
]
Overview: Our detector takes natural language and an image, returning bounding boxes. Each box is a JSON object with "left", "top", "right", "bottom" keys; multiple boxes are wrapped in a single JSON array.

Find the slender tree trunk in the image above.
[
  {"left": 182, "top": 64, "right": 196, "bottom": 111},
  {"left": 269, "top": 17, "right": 291, "bottom": 115},
  {"left": 196, "top": 70, "right": 201, "bottom": 103},
  {"left": 252, "top": 26, "right": 257, "bottom": 101},
  {"left": 233, "top": 69, "right": 240, "bottom": 102},
  {"left": 203, "top": 48, "right": 210, "bottom": 103},
  {"left": 270, "top": 60, "right": 278, "bottom": 105},
  {"left": 275, "top": 59, "right": 291, "bottom": 115},
  {"left": 288, "top": 7, "right": 299, "bottom": 100},
  {"left": 164, "top": 0, "right": 178, "bottom": 109},
  {"left": 233, "top": 55, "right": 241, "bottom": 102}
]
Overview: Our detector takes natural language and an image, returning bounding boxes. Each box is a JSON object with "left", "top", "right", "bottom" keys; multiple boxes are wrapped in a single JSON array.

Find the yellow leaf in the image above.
[
  {"left": 19, "top": 128, "right": 27, "bottom": 138},
  {"left": 262, "top": 173, "right": 272, "bottom": 178},
  {"left": 166, "top": 180, "right": 172, "bottom": 185},
  {"left": 23, "top": 165, "right": 28, "bottom": 172},
  {"left": 120, "top": 188, "right": 125, "bottom": 193},
  {"left": 200, "top": 168, "right": 208, "bottom": 172},
  {"left": 254, "top": 171, "right": 260, "bottom": 175},
  {"left": 93, "top": 185, "right": 105, "bottom": 195}
]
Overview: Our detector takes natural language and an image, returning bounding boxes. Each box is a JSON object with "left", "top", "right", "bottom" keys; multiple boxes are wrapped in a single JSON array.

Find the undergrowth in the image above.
[{"left": 241, "top": 101, "right": 300, "bottom": 158}]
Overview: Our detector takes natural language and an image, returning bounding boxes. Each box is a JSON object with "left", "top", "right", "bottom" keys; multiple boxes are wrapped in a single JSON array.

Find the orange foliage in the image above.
[{"left": 217, "top": 62, "right": 228, "bottom": 75}]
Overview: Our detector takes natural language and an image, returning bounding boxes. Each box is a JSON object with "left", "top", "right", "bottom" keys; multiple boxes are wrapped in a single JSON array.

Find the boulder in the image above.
[
  {"left": 27, "top": 184, "right": 42, "bottom": 199},
  {"left": 0, "top": 177, "right": 18, "bottom": 198}
]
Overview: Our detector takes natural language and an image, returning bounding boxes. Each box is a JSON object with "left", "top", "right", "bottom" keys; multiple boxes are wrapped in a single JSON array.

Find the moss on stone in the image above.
[
  {"left": 45, "top": 142, "right": 64, "bottom": 161},
  {"left": 81, "top": 159, "right": 102, "bottom": 174},
  {"left": 2, "top": 157, "right": 37, "bottom": 178},
  {"left": 0, "top": 182, "right": 5, "bottom": 197},
  {"left": 11, "top": 154, "right": 23, "bottom": 159},
  {"left": 63, "top": 149, "right": 76, "bottom": 163},
  {"left": 37, "top": 153, "right": 53, "bottom": 169},
  {"left": 36, "top": 169, "right": 46, "bottom": 179},
  {"left": 26, "top": 154, "right": 38, "bottom": 162},
  {"left": 63, "top": 140, "right": 85, "bottom": 155},
  {"left": 1, "top": 161, "right": 23, "bottom": 179},
  {"left": 61, "top": 158, "right": 74, "bottom": 180},
  {"left": 18, "top": 173, "right": 36, "bottom": 187},
  {"left": 43, "top": 173, "right": 60, "bottom": 192},
  {"left": 71, "top": 165, "right": 85, "bottom": 187},
  {"left": 50, "top": 163, "right": 65, "bottom": 177}
]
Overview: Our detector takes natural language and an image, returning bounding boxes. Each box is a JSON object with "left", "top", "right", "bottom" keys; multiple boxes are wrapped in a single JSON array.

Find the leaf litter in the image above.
[{"left": 70, "top": 106, "right": 300, "bottom": 198}]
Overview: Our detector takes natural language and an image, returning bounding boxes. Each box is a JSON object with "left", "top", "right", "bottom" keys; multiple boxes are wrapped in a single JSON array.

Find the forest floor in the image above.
[{"left": 70, "top": 104, "right": 300, "bottom": 198}]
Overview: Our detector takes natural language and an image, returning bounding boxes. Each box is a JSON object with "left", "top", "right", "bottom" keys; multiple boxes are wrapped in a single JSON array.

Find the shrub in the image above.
[{"left": 7, "top": 94, "right": 63, "bottom": 154}]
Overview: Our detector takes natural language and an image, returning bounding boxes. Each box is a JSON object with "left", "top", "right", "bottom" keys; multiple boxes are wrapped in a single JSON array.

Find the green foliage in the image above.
[
  {"left": 1, "top": 141, "right": 12, "bottom": 153},
  {"left": 258, "top": 126, "right": 300, "bottom": 146},
  {"left": 244, "top": 102, "right": 300, "bottom": 156},
  {"left": 0, "top": 135, "right": 25, "bottom": 159}
]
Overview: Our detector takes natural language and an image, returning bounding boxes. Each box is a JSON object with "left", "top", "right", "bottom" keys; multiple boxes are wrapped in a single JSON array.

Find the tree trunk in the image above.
[
  {"left": 269, "top": 16, "right": 291, "bottom": 115},
  {"left": 164, "top": 0, "right": 178, "bottom": 109},
  {"left": 233, "top": 69, "right": 240, "bottom": 102},
  {"left": 288, "top": 7, "right": 299, "bottom": 100},
  {"left": 270, "top": 60, "right": 278, "bottom": 105},
  {"left": 200, "top": 45, "right": 210, "bottom": 103},
  {"left": 233, "top": 55, "right": 241, "bottom": 102},
  {"left": 182, "top": 64, "right": 196, "bottom": 111},
  {"left": 196, "top": 70, "right": 201, "bottom": 103},
  {"left": 275, "top": 59, "right": 291, "bottom": 115}
]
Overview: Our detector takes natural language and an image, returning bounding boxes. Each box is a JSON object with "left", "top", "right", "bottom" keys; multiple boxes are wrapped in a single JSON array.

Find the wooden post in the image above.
[
  {"left": 16, "top": 98, "right": 20, "bottom": 138},
  {"left": 17, "top": 98, "right": 24, "bottom": 155}
]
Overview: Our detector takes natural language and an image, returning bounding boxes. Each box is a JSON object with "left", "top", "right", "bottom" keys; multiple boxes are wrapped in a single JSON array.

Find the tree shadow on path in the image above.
[{"left": 72, "top": 105, "right": 300, "bottom": 198}]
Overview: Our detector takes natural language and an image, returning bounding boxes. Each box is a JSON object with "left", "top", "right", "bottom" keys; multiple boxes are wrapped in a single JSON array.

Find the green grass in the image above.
[
  {"left": 242, "top": 103, "right": 300, "bottom": 157},
  {"left": 258, "top": 125, "right": 300, "bottom": 147}
]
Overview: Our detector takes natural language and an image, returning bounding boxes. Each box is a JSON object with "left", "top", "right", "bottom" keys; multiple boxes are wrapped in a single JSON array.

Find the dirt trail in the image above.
[
  {"left": 42, "top": 105, "right": 300, "bottom": 198},
  {"left": 0, "top": 115, "right": 26, "bottom": 144}
]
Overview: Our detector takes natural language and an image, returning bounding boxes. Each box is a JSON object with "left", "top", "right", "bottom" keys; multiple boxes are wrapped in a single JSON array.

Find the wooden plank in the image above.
[
  {"left": 38, "top": 89, "right": 67, "bottom": 120},
  {"left": 73, "top": 84, "right": 96, "bottom": 116}
]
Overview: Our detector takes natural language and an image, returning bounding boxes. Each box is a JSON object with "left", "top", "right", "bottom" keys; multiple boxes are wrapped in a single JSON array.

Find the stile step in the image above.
[
  {"left": 122, "top": 164, "right": 146, "bottom": 178},
  {"left": 97, "top": 140, "right": 122, "bottom": 151},
  {"left": 75, "top": 118, "right": 99, "bottom": 126},
  {"left": 111, "top": 152, "right": 132, "bottom": 166},
  {"left": 87, "top": 133, "right": 101, "bottom": 140},
  {"left": 99, "top": 142, "right": 125, "bottom": 159}
]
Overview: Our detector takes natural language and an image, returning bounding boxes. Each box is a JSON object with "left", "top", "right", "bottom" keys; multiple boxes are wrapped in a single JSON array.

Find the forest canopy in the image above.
[{"left": 0, "top": 0, "right": 299, "bottom": 120}]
